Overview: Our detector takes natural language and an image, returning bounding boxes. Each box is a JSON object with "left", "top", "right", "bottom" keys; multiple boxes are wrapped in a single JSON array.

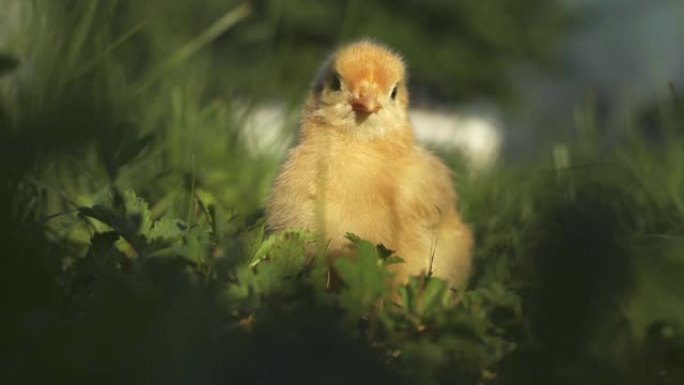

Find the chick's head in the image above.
[{"left": 307, "top": 40, "right": 410, "bottom": 137}]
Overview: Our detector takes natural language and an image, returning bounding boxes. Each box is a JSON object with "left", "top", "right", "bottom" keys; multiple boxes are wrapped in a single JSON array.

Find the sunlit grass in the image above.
[{"left": 1, "top": 1, "right": 683, "bottom": 384}]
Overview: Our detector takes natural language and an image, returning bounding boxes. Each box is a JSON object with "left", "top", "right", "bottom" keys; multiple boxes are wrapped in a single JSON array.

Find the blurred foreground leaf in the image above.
[{"left": 0, "top": 53, "right": 19, "bottom": 76}]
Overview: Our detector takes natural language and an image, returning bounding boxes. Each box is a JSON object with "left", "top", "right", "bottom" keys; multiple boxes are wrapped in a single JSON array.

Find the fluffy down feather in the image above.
[{"left": 266, "top": 40, "right": 473, "bottom": 287}]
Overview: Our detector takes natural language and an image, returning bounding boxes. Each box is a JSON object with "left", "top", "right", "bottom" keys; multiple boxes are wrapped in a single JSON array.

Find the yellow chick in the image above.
[{"left": 265, "top": 40, "right": 473, "bottom": 288}]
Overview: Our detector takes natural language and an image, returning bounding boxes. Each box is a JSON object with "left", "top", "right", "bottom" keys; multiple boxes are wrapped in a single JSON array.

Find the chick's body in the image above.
[{"left": 266, "top": 41, "right": 472, "bottom": 286}]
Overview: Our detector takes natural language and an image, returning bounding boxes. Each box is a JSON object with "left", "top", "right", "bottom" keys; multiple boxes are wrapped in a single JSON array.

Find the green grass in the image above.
[{"left": 1, "top": 1, "right": 683, "bottom": 384}]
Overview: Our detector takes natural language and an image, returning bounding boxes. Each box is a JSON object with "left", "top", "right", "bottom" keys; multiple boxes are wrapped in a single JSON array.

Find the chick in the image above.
[{"left": 265, "top": 40, "right": 473, "bottom": 287}]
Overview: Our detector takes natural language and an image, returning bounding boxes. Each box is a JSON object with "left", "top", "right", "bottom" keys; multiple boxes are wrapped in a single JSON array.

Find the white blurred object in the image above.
[
  {"left": 237, "top": 103, "right": 503, "bottom": 170},
  {"left": 410, "top": 106, "right": 502, "bottom": 170},
  {"left": 235, "top": 103, "right": 295, "bottom": 156}
]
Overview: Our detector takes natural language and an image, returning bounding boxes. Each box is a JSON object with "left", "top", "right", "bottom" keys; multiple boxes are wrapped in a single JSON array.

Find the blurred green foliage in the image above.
[
  {"left": 217, "top": 0, "right": 569, "bottom": 102},
  {"left": 1, "top": 1, "right": 683, "bottom": 385},
  {"left": 66, "top": 0, "right": 568, "bottom": 102}
]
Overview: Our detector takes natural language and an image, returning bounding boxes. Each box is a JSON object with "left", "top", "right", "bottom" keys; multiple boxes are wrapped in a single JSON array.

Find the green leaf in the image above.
[
  {"left": 173, "top": 224, "right": 211, "bottom": 264},
  {"left": 226, "top": 231, "right": 312, "bottom": 302},
  {"left": 122, "top": 189, "right": 153, "bottom": 236},
  {"left": 384, "top": 255, "right": 406, "bottom": 266},
  {"left": 147, "top": 217, "right": 186, "bottom": 242},
  {"left": 419, "top": 277, "right": 449, "bottom": 316},
  {"left": 376, "top": 243, "right": 395, "bottom": 260},
  {"left": 399, "top": 276, "right": 449, "bottom": 317},
  {"left": 79, "top": 190, "right": 189, "bottom": 256},
  {"left": 335, "top": 233, "right": 393, "bottom": 316}
]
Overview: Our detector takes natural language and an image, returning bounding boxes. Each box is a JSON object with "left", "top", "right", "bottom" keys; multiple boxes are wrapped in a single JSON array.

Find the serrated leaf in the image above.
[
  {"left": 226, "top": 230, "right": 312, "bottom": 302},
  {"left": 122, "top": 189, "right": 153, "bottom": 235},
  {"left": 79, "top": 191, "right": 183, "bottom": 256},
  {"left": 384, "top": 255, "right": 405, "bottom": 266},
  {"left": 175, "top": 224, "right": 212, "bottom": 264},
  {"left": 147, "top": 218, "right": 186, "bottom": 241},
  {"left": 418, "top": 277, "right": 448, "bottom": 316},
  {"left": 344, "top": 233, "right": 381, "bottom": 261},
  {"left": 253, "top": 230, "right": 313, "bottom": 262},
  {"left": 376, "top": 243, "right": 395, "bottom": 260},
  {"left": 344, "top": 232, "right": 362, "bottom": 243},
  {"left": 400, "top": 276, "right": 424, "bottom": 314},
  {"left": 398, "top": 275, "right": 450, "bottom": 316},
  {"left": 336, "top": 233, "right": 393, "bottom": 315}
]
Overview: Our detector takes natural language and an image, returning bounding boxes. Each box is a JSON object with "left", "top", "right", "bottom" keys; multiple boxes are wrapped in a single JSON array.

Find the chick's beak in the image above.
[{"left": 349, "top": 94, "right": 382, "bottom": 114}]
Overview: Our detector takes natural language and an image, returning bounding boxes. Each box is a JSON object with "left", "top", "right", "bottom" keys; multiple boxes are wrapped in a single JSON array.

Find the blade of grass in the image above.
[
  {"left": 56, "top": 0, "right": 100, "bottom": 92},
  {"left": 131, "top": 3, "right": 251, "bottom": 97},
  {"left": 71, "top": 22, "right": 145, "bottom": 80}
]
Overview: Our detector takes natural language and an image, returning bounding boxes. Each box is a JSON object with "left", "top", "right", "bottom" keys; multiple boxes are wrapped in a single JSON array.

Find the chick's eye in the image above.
[
  {"left": 390, "top": 86, "right": 398, "bottom": 100},
  {"left": 329, "top": 73, "right": 341, "bottom": 92}
]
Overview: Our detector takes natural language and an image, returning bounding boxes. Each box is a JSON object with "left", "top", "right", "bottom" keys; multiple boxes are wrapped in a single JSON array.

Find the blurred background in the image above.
[
  {"left": 3, "top": 0, "right": 681, "bottom": 164},
  {"left": 1, "top": 1, "right": 683, "bottom": 384}
]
